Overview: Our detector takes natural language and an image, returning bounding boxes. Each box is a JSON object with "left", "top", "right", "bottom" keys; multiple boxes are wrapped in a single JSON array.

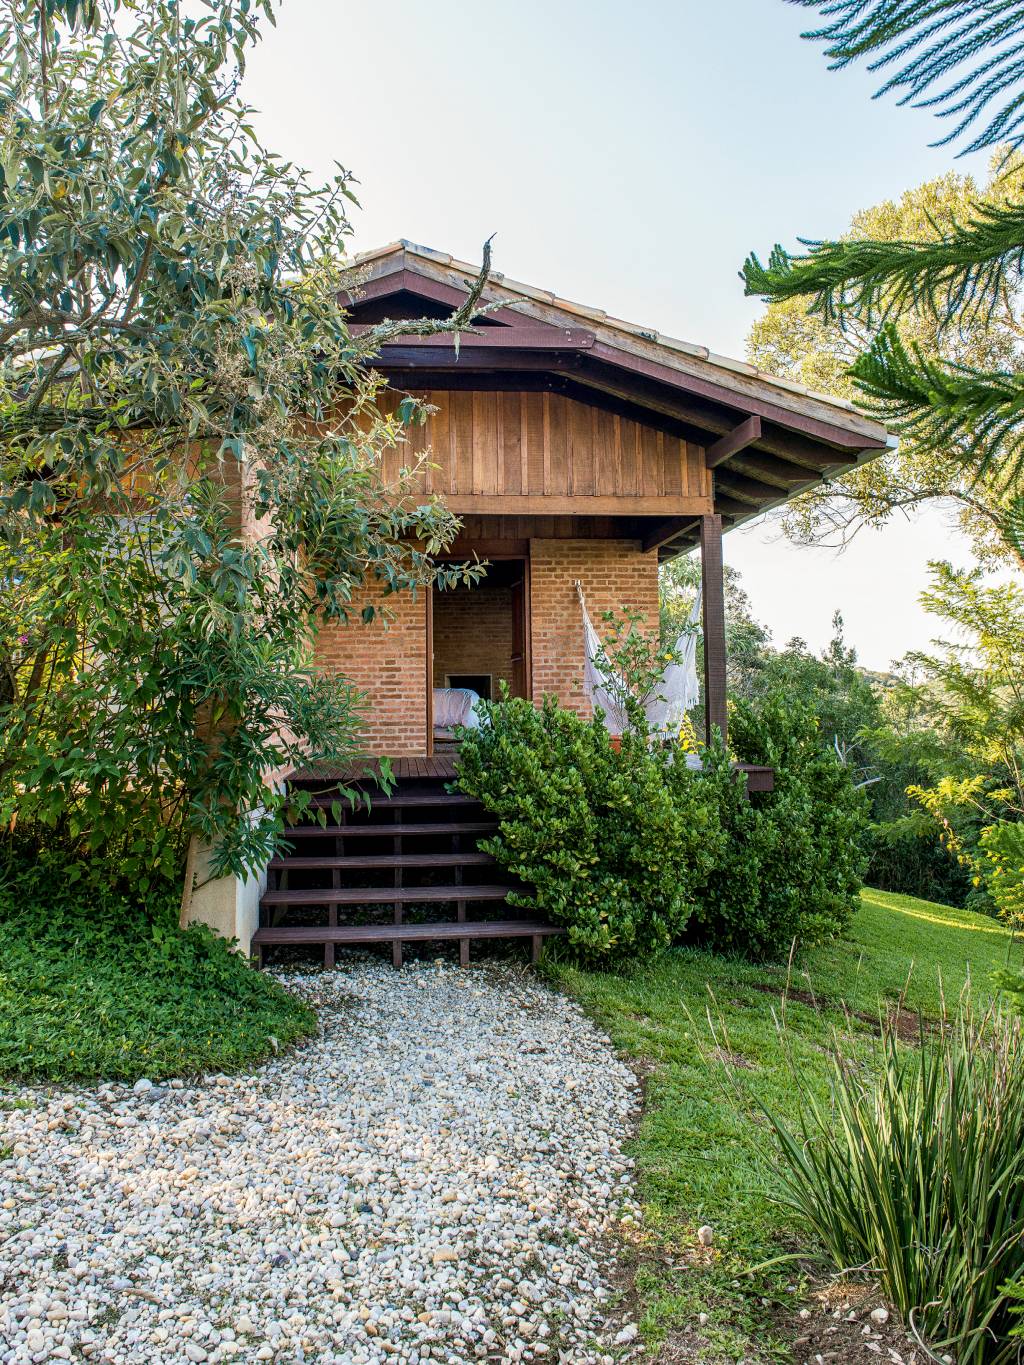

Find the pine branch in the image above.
[
  {"left": 849, "top": 323, "right": 1024, "bottom": 483},
  {"left": 790, "top": 0, "right": 1024, "bottom": 154},
  {"left": 742, "top": 199, "right": 1024, "bottom": 326}
]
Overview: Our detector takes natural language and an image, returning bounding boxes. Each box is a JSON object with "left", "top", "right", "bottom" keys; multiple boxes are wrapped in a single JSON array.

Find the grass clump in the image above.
[
  {"left": 0, "top": 848, "right": 315, "bottom": 1083},
  {"left": 768, "top": 998, "right": 1024, "bottom": 1363}
]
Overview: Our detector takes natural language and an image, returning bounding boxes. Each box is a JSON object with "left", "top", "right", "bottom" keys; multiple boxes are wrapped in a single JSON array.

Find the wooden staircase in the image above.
[{"left": 252, "top": 760, "right": 563, "bottom": 968}]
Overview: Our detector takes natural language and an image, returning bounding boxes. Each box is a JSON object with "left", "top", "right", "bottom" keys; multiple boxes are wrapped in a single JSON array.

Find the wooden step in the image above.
[
  {"left": 268, "top": 852, "right": 495, "bottom": 871},
  {"left": 253, "top": 918, "right": 563, "bottom": 968},
  {"left": 254, "top": 920, "right": 561, "bottom": 944},
  {"left": 261, "top": 883, "right": 511, "bottom": 906},
  {"left": 305, "top": 792, "right": 480, "bottom": 810},
  {"left": 281, "top": 821, "right": 498, "bottom": 840}
]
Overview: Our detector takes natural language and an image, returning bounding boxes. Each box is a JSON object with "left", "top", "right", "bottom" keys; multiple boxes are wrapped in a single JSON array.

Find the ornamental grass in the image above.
[{"left": 765, "top": 997, "right": 1024, "bottom": 1363}]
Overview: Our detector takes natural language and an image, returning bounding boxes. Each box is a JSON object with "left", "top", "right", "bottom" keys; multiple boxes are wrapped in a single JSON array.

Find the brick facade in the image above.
[
  {"left": 313, "top": 580, "right": 428, "bottom": 757},
  {"left": 432, "top": 583, "right": 516, "bottom": 698},
  {"left": 313, "top": 536, "right": 659, "bottom": 756},
  {"left": 529, "top": 538, "right": 659, "bottom": 717}
]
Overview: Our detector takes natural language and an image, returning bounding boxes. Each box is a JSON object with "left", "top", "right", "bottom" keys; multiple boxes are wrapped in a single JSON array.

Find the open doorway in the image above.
[{"left": 430, "top": 558, "right": 529, "bottom": 750}]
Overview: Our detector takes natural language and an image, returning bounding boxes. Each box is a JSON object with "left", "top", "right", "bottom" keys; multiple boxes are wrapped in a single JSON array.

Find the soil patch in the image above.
[
  {"left": 776, "top": 1279, "right": 933, "bottom": 1364},
  {"left": 749, "top": 982, "right": 925, "bottom": 1044}
]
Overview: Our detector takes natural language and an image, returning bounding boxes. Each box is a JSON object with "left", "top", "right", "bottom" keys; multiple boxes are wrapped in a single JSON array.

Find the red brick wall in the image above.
[
  {"left": 313, "top": 539, "right": 658, "bottom": 755},
  {"left": 529, "top": 538, "right": 660, "bottom": 716},
  {"left": 313, "top": 581, "right": 428, "bottom": 757},
  {"left": 432, "top": 584, "right": 516, "bottom": 697}
]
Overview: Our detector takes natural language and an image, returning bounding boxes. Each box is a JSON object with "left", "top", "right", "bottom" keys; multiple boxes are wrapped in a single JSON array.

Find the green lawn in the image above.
[{"left": 551, "top": 889, "right": 1022, "bottom": 1363}]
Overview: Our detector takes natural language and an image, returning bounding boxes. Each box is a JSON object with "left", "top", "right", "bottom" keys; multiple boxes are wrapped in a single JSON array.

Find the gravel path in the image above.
[{"left": 1, "top": 961, "right": 640, "bottom": 1364}]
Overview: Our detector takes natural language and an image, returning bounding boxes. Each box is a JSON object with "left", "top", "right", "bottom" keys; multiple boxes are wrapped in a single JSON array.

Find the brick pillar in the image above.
[
  {"left": 529, "top": 539, "right": 659, "bottom": 714},
  {"left": 314, "top": 583, "right": 429, "bottom": 756}
]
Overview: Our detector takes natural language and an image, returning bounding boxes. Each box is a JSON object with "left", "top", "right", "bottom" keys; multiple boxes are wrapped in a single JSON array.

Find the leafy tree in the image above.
[
  {"left": 905, "top": 562, "right": 1024, "bottom": 828},
  {"left": 747, "top": 162, "right": 1024, "bottom": 570},
  {"left": 659, "top": 554, "right": 770, "bottom": 699},
  {"left": 743, "top": 2, "right": 1024, "bottom": 488},
  {"left": 748, "top": 611, "right": 882, "bottom": 773},
  {"left": 0, "top": 0, "right": 486, "bottom": 914}
]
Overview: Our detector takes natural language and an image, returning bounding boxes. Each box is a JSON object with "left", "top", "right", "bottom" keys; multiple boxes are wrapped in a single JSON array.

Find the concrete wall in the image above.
[{"left": 186, "top": 842, "right": 267, "bottom": 958}]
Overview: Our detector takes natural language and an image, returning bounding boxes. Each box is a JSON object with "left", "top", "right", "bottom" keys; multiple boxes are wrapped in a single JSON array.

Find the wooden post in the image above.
[{"left": 700, "top": 514, "right": 727, "bottom": 746}]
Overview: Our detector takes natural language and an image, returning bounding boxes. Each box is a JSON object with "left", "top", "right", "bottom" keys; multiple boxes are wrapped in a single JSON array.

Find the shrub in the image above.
[
  {"left": 687, "top": 695, "right": 867, "bottom": 959},
  {"left": 454, "top": 696, "right": 722, "bottom": 961},
  {"left": 0, "top": 847, "right": 316, "bottom": 1082},
  {"left": 764, "top": 1001, "right": 1024, "bottom": 1364}
]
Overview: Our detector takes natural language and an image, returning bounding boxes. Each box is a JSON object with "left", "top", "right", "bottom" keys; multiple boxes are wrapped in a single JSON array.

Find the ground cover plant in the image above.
[
  {"left": 551, "top": 888, "right": 1022, "bottom": 1364},
  {"left": 0, "top": 849, "right": 315, "bottom": 1083}
]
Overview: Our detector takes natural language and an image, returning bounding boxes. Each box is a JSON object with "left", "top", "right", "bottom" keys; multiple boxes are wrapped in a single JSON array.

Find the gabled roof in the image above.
[{"left": 343, "top": 240, "right": 893, "bottom": 554}]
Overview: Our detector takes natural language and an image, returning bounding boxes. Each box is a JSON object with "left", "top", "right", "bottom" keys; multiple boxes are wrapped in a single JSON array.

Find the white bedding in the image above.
[{"left": 432, "top": 686, "right": 482, "bottom": 735}]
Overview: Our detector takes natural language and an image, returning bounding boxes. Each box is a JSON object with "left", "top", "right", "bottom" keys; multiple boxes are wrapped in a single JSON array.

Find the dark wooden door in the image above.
[{"left": 510, "top": 575, "right": 526, "bottom": 698}]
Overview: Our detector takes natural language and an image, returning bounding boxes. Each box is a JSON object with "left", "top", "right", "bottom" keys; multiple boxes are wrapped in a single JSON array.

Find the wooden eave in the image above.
[{"left": 343, "top": 243, "right": 892, "bottom": 558}]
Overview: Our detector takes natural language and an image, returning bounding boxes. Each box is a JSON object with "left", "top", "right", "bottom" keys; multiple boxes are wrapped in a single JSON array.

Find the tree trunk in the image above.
[{"left": 179, "top": 833, "right": 199, "bottom": 929}]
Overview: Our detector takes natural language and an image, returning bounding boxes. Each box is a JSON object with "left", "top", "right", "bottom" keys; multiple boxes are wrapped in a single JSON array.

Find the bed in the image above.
[{"left": 432, "top": 686, "right": 483, "bottom": 741}]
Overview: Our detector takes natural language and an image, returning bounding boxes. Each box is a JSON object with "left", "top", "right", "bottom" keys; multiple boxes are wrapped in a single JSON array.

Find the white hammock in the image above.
[{"left": 576, "top": 583, "right": 701, "bottom": 737}]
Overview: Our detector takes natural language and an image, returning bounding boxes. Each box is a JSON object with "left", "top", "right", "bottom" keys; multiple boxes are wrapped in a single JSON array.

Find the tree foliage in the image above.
[
  {"left": 747, "top": 164, "right": 1024, "bottom": 569},
  {"left": 744, "top": 5, "right": 1024, "bottom": 488},
  {"left": 789, "top": 1, "right": 1024, "bottom": 157},
  {"left": 0, "top": 0, "right": 486, "bottom": 901}
]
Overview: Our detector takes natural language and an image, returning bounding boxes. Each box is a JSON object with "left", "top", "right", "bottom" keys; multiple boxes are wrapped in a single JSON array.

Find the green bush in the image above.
[
  {"left": 978, "top": 821, "right": 1024, "bottom": 931},
  {"left": 455, "top": 696, "right": 722, "bottom": 961},
  {"left": 456, "top": 692, "right": 864, "bottom": 964},
  {"left": 687, "top": 695, "right": 866, "bottom": 959},
  {"left": 765, "top": 1000, "right": 1024, "bottom": 1364},
  {"left": 0, "top": 847, "right": 315, "bottom": 1082}
]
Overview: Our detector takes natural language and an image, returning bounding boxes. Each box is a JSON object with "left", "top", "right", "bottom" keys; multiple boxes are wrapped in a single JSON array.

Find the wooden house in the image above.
[
  {"left": 314, "top": 241, "right": 890, "bottom": 756},
  {"left": 193, "top": 241, "right": 891, "bottom": 963}
]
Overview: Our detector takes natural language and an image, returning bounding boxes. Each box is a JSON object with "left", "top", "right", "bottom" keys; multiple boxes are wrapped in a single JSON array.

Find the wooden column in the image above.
[{"left": 700, "top": 514, "right": 727, "bottom": 745}]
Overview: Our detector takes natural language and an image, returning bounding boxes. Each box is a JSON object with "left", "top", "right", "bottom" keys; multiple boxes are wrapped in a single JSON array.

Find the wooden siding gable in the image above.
[{"left": 378, "top": 388, "right": 712, "bottom": 516}]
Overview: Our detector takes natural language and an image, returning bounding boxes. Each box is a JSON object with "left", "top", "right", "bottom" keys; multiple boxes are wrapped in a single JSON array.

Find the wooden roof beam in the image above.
[
  {"left": 342, "top": 268, "right": 532, "bottom": 327},
  {"left": 714, "top": 493, "right": 754, "bottom": 518},
  {"left": 725, "top": 449, "right": 820, "bottom": 490},
  {"left": 713, "top": 470, "right": 782, "bottom": 506},
  {"left": 706, "top": 416, "right": 761, "bottom": 469},
  {"left": 570, "top": 366, "right": 870, "bottom": 470},
  {"left": 640, "top": 517, "right": 699, "bottom": 554},
  {"left": 358, "top": 326, "right": 596, "bottom": 351}
]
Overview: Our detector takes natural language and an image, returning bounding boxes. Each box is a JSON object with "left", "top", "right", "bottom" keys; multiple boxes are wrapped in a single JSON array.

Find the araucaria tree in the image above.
[
  {"left": 0, "top": 0, "right": 485, "bottom": 909},
  {"left": 743, "top": 1, "right": 1024, "bottom": 491},
  {"left": 747, "top": 161, "right": 1024, "bottom": 569}
]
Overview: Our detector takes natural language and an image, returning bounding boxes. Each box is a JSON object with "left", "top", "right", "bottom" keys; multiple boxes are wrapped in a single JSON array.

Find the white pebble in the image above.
[{"left": 0, "top": 960, "right": 640, "bottom": 1362}]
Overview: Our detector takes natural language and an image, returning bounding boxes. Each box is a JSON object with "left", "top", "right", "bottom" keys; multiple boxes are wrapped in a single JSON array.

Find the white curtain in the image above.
[
  {"left": 645, "top": 589, "right": 702, "bottom": 736},
  {"left": 576, "top": 582, "right": 701, "bottom": 737}
]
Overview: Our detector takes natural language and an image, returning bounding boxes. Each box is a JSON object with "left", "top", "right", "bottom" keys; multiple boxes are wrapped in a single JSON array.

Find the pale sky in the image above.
[{"left": 243, "top": 0, "right": 991, "bottom": 672}]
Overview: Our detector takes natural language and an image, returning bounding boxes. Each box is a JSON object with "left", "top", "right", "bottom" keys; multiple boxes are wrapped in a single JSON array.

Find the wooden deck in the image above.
[
  {"left": 291, "top": 754, "right": 774, "bottom": 792},
  {"left": 291, "top": 756, "right": 457, "bottom": 784}
]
